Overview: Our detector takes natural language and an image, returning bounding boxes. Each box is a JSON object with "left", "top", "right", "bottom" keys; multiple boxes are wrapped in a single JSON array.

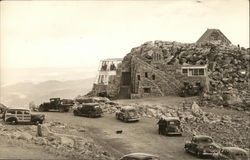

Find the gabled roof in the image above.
[{"left": 196, "top": 29, "right": 231, "bottom": 45}]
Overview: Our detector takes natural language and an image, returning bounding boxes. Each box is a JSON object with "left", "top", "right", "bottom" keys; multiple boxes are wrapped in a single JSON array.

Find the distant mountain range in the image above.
[{"left": 0, "top": 78, "right": 95, "bottom": 107}]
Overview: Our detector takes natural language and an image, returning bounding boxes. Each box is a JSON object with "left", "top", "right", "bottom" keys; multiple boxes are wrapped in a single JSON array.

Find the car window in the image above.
[
  {"left": 7, "top": 110, "right": 15, "bottom": 114},
  {"left": 221, "top": 149, "right": 230, "bottom": 156},
  {"left": 169, "top": 121, "right": 175, "bottom": 125},
  {"left": 128, "top": 111, "right": 137, "bottom": 116},
  {"left": 235, "top": 152, "right": 247, "bottom": 157},
  {"left": 24, "top": 110, "right": 30, "bottom": 114},
  {"left": 16, "top": 111, "right": 22, "bottom": 114},
  {"left": 191, "top": 138, "right": 196, "bottom": 143}
]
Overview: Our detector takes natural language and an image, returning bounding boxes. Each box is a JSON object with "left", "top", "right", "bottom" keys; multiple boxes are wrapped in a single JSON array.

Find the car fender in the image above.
[{"left": 5, "top": 117, "right": 18, "bottom": 123}]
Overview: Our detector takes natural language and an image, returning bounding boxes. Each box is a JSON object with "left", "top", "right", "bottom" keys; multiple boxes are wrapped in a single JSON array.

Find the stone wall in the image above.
[{"left": 130, "top": 56, "right": 208, "bottom": 98}]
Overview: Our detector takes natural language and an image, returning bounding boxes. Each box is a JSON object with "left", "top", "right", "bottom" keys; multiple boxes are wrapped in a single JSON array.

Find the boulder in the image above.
[
  {"left": 60, "top": 136, "right": 74, "bottom": 148},
  {"left": 17, "top": 132, "right": 33, "bottom": 141}
]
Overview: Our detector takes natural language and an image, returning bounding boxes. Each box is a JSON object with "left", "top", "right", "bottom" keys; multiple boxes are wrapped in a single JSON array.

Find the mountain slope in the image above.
[{"left": 0, "top": 78, "right": 95, "bottom": 107}]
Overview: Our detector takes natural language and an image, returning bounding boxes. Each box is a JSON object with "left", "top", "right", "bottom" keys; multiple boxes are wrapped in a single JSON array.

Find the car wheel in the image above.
[
  {"left": 73, "top": 110, "right": 78, "bottom": 116},
  {"left": 59, "top": 107, "right": 64, "bottom": 112},
  {"left": 196, "top": 151, "right": 202, "bottom": 158},
  {"left": 11, "top": 119, "right": 17, "bottom": 125},
  {"left": 34, "top": 120, "right": 40, "bottom": 125},
  {"left": 124, "top": 118, "right": 128, "bottom": 123},
  {"left": 38, "top": 107, "right": 44, "bottom": 112}
]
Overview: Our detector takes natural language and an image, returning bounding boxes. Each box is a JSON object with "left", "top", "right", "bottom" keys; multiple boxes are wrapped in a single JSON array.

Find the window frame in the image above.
[{"left": 181, "top": 67, "right": 206, "bottom": 77}]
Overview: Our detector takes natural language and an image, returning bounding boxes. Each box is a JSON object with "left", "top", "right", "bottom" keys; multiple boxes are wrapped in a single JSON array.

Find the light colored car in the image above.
[
  {"left": 212, "top": 147, "right": 249, "bottom": 160},
  {"left": 119, "top": 153, "right": 160, "bottom": 160},
  {"left": 3, "top": 108, "right": 45, "bottom": 124},
  {"left": 116, "top": 106, "right": 140, "bottom": 122},
  {"left": 184, "top": 135, "right": 220, "bottom": 157}
]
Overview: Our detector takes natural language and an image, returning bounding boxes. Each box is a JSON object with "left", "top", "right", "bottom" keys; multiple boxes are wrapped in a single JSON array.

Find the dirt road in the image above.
[{"left": 45, "top": 112, "right": 202, "bottom": 160}]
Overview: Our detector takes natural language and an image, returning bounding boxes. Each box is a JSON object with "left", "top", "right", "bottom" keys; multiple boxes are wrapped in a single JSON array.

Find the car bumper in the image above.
[
  {"left": 166, "top": 132, "right": 182, "bottom": 136},
  {"left": 127, "top": 118, "right": 139, "bottom": 122}
]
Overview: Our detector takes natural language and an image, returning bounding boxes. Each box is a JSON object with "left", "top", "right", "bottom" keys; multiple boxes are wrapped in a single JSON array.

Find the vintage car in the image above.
[
  {"left": 116, "top": 106, "right": 140, "bottom": 122},
  {"left": 3, "top": 108, "right": 45, "bottom": 124},
  {"left": 212, "top": 147, "right": 249, "bottom": 160},
  {"left": 158, "top": 117, "right": 183, "bottom": 136},
  {"left": 184, "top": 135, "right": 220, "bottom": 157},
  {"left": 119, "top": 153, "right": 160, "bottom": 160},
  {"left": 73, "top": 103, "right": 103, "bottom": 118}
]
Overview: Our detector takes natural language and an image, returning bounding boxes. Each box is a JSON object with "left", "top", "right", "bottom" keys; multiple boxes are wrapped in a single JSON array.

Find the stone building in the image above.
[
  {"left": 119, "top": 55, "right": 209, "bottom": 99},
  {"left": 196, "top": 29, "right": 231, "bottom": 45},
  {"left": 89, "top": 29, "right": 246, "bottom": 99}
]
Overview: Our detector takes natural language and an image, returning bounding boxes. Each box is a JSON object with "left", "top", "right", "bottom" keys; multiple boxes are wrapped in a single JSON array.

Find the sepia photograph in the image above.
[{"left": 0, "top": 0, "right": 249, "bottom": 159}]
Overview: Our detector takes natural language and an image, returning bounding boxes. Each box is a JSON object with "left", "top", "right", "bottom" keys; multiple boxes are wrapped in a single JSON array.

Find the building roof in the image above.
[
  {"left": 196, "top": 29, "right": 231, "bottom": 45},
  {"left": 101, "top": 58, "right": 123, "bottom": 61}
]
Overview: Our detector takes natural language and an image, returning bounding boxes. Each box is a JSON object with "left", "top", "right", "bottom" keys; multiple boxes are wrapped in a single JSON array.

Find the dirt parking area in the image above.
[
  {"left": 45, "top": 112, "right": 201, "bottom": 160},
  {"left": 1, "top": 96, "right": 248, "bottom": 160}
]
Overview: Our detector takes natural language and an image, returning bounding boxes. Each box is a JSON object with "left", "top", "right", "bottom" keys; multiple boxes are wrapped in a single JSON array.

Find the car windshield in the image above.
[
  {"left": 168, "top": 120, "right": 180, "bottom": 125},
  {"left": 128, "top": 110, "right": 137, "bottom": 117},
  {"left": 198, "top": 138, "right": 213, "bottom": 143}
]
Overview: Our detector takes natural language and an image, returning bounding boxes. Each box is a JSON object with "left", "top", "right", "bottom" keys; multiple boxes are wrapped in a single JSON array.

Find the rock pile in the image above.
[
  {"left": 129, "top": 41, "right": 249, "bottom": 110},
  {"left": 0, "top": 120, "right": 115, "bottom": 160}
]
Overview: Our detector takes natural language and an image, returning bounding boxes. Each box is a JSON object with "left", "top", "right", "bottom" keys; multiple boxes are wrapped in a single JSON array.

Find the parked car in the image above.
[
  {"left": 212, "top": 147, "right": 248, "bottom": 160},
  {"left": 119, "top": 153, "right": 160, "bottom": 160},
  {"left": 3, "top": 108, "right": 45, "bottom": 124},
  {"left": 116, "top": 106, "right": 139, "bottom": 122},
  {"left": 157, "top": 117, "right": 183, "bottom": 136},
  {"left": 38, "top": 98, "right": 74, "bottom": 112},
  {"left": 184, "top": 135, "right": 220, "bottom": 157},
  {"left": 73, "top": 103, "right": 102, "bottom": 118}
]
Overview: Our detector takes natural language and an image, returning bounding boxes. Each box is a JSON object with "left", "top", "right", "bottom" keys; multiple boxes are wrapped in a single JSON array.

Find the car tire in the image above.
[
  {"left": 38, "top": 107, "right": 44, "bottom": 112},
  {"left": 11, "top": 119, "right": 17, "bottom": 125},
  {"left": 73, "top": 110, "right": 78, "bottom": 116},
  {"left": 196, "top": 151, "right": 202, "bottom": 158},
  {"left": 59, "top": 107, "right": 64, "bottom": 113},
  {"left": 124, "top": 118, "right": 128, "bottom": 123}
]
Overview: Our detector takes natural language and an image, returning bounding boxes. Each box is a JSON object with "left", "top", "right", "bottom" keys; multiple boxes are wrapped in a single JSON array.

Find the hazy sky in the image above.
[{"left": 0, "top": 0, "right": 249, "bottom": 85}]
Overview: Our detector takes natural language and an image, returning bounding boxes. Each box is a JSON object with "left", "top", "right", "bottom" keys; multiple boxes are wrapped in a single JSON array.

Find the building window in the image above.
[
  {"left": 145, "top": 72, "right": 148, "bottom": 78},
  {"left": 182, "top": 69, "right": 188, "bottom": 75},
  {"left": 152, "top": 74, "right": 155, "bottom": 80},
  {"left": 199, "top": 69, "right": 204, "bottom": 75},
  {"left": 137, "top": 75, "right": 140, "bottom": 81},
  {"left": 193, "top": 69, "right": 199, "bottom": 76},
  {"left": 182, "top": 67, "right": 206, "bottom": 76},
  {"left": 143, "top": 88, "right": 151, "bottom": 93}
]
